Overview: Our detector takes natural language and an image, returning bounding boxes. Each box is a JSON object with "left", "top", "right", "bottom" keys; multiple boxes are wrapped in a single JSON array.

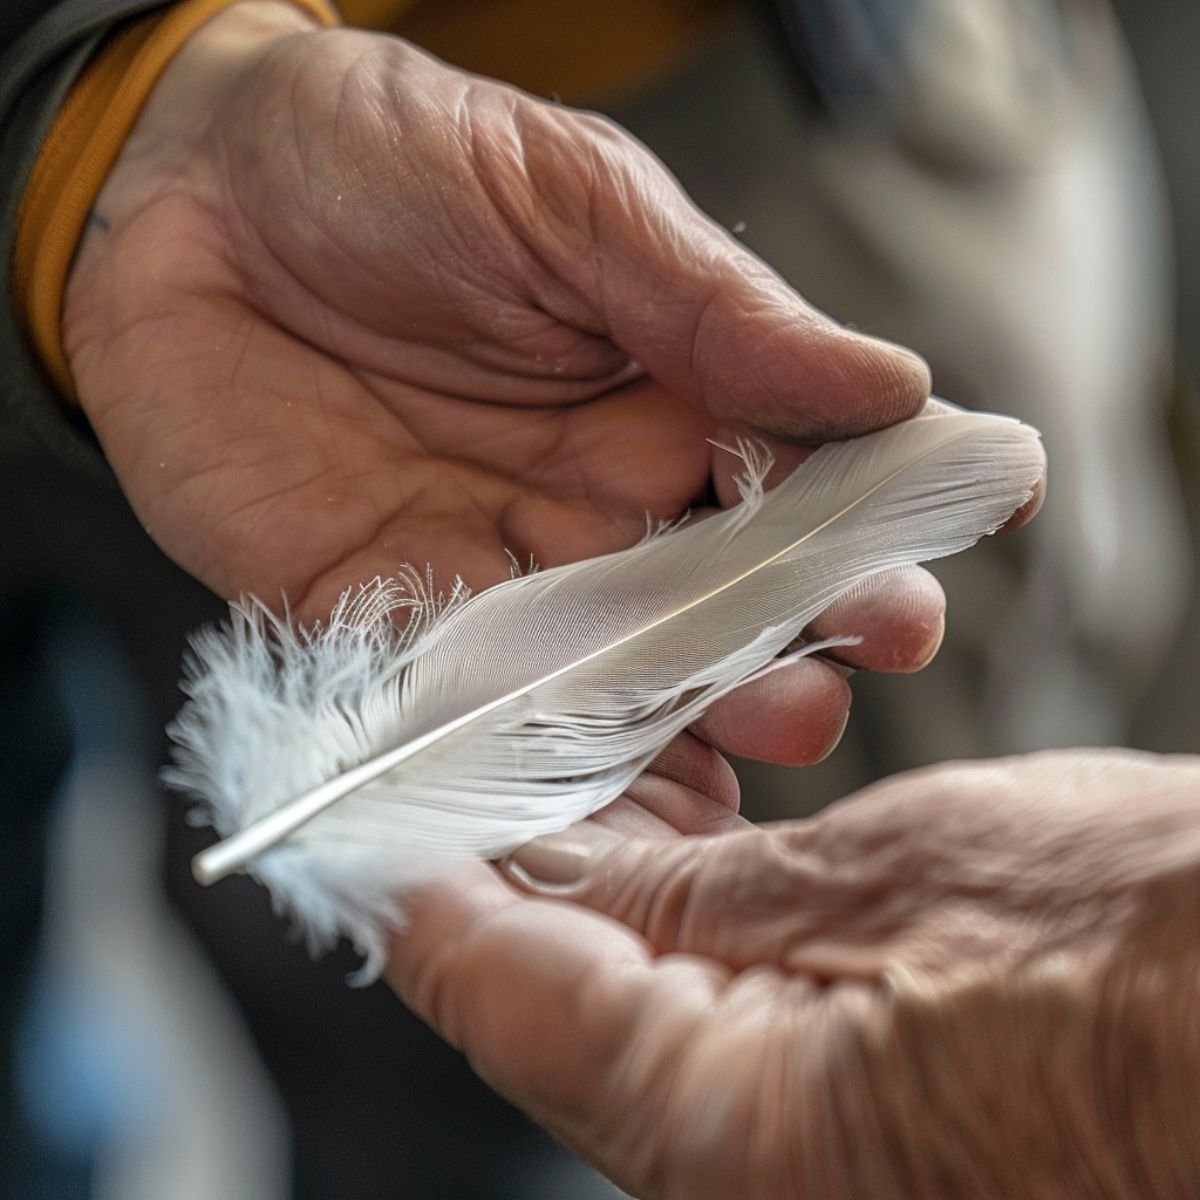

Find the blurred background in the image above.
[{"left": 3, "top": 0, "right": 1197, "bottom": 1196}]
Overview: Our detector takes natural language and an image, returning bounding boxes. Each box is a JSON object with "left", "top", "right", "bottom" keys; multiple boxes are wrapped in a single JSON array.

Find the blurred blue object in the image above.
[
  {"left": 15, "top": 971, "right": 165, "bottom": 1155},
  {"left": 4, "top": 602, "right": 156, "bottom": 1198},
  {"left": 768, "top": 0, "right": 918, "bottom": 115},
  {"left": 4, "top": 603, "right": 291, "bottom": 1200}
]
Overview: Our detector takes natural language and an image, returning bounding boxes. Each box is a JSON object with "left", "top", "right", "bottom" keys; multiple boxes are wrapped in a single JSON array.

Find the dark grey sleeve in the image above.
[{"left": 1, "top": 0, "right": 172, "bottom": 477}]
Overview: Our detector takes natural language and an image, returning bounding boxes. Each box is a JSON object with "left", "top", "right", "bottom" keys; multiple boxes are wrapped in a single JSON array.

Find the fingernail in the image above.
[
  {"left": 812, "top": 704, "right": 851, "bottom": 764},
  {"left": 853, "top": 334, "right": 932, "bottom": 413},
  {"left": 890, "top": 344, "right": 933, "bottom": 391},
  {"left": 861, "top": 334, "right": 931, "bottom": 384},
  {"left": 502, "top": 823, "right": 622, "bottom": 891},
  {"left": 910, "top": 614, "right": 946, "bottom": 672}
]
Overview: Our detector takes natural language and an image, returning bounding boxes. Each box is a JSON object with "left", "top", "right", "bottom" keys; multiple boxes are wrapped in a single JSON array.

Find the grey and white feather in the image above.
[{"left": 166, "top": 410, "right": 1044, "bottom": 978}]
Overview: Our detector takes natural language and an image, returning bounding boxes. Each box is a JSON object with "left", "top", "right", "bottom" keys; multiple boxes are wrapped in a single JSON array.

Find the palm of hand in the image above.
[
  {"left": 393, "top": 750, "right": 1200, "bottom": 1200},
  {"left": 65, "top": 29, "right": 734, "bottom": 617},
  {"left": 66, "top": 19, "right": 929, "bottom": 620}
]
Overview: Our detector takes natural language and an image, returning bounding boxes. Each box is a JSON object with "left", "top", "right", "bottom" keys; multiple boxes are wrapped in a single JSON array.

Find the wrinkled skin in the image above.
[
  {"left": 63, "top": 0, "right": 938, "bottom": 617},
  {"left": 60, "top": 0, "right": 1021, "bottom": 799},
  {"left": 58, "top": 5, "right": 1089, "bottom": 1196},
  {"left": 389, "top": 750, "right": 1200, "bottom": 1199}
]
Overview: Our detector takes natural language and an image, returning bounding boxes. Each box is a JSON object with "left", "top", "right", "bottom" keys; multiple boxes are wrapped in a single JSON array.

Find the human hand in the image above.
[
  {"left": 60, "top": 1, "right": 1034, "bottom": 794},
  {"left": 388, "top": 749, "right": 1200, "bottom": 1199}
]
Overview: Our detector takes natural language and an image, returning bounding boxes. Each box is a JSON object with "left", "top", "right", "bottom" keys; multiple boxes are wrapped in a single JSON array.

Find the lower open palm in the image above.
[{"left": 389, "top": 750, "right": 1200, "bottom": 1199}]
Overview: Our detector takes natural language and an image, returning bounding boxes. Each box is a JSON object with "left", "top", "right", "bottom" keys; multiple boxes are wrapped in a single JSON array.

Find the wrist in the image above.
[
  {"left": 81, "top": 1, "right": 325, "bottom": 238},
  {"left": 22, "top": 0, "right": 331, "bottom": 404}
]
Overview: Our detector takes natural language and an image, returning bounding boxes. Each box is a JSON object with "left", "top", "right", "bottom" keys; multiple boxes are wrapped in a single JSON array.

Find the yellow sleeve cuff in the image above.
[{"left": 12, "top": 0, "right": 339, "bottom": 402}]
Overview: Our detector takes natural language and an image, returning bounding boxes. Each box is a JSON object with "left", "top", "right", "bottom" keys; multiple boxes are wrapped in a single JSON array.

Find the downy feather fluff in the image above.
[{"left": 167, "top": 410, "right": 1044, "bottom": 978}]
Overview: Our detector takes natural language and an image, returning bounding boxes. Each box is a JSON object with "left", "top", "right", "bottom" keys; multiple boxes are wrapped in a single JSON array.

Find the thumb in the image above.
[{"left": 551, "top": 112, "right": 931, "bottom": 441}]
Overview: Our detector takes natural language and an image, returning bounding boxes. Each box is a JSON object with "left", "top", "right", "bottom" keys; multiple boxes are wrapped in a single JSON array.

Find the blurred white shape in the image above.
[
  {"left": 33, "top": 722, "right": 288, "bottom": 1198},
  {"left": 615, "top": 0, "right": 1191, "bottom": 766},
  {"left": 789, "top": 1, "right": 1190, "bottom": 750},
  {"left": 896, "top": 0, "right": 1073, "bottom": 172}
]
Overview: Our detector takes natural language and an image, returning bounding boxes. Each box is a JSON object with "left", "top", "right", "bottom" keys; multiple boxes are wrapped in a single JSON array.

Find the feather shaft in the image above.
[{"left": 169, "top": 409, "right": 1045, "bottom": 976}]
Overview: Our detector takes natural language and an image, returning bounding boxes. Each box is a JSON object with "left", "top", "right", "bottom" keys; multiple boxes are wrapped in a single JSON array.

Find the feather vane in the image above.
[{"left": 167, "top": 411, "right": 1044, "bottom": 976}]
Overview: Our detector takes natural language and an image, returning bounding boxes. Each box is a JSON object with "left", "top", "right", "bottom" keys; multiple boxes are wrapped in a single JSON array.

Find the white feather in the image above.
[{"left": 166, "top": 411, "right": 1044, "bottom": 978}]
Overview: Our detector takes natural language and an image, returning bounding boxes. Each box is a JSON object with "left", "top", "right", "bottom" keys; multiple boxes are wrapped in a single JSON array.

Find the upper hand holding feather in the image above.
[{"left": 61, "top": 5, "right": 1036, "bottom": 845}]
